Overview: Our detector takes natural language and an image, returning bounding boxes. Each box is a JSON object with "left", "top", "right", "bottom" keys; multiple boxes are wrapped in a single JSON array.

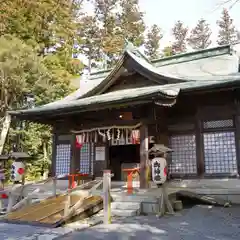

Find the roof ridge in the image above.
[
  {"left": 152, "top": 44, "right": 232, "bottom": 67},
  {"left": 89, "top": 44, "right": 232, "bottom": 76}
]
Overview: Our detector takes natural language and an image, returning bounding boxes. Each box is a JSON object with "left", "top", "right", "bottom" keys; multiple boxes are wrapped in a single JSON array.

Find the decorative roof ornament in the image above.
[{"left": 124, "top": 38, "right": 136, "bottom": 52}]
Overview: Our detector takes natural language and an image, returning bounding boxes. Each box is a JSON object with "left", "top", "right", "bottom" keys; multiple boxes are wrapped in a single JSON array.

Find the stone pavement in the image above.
[{"left": 57, "top": 205, "right": 240, "bottom": 240}]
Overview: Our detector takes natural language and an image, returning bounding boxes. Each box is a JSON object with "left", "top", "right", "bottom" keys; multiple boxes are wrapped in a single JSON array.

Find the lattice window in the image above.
[
  {"left": 55, "top": 144, "right": 71, "bottom": 176},
  {"left": 169, "top": 134, "right": 197, "bottom": 174},
  {"left": 80, "top": 143, "right": 93, "bottom": 175},
  {"left": 203, "top": 132, "right": 238, "bottom": 174},
  {"left": 203, "top": 119, "right": 233, "bottom": 129}
]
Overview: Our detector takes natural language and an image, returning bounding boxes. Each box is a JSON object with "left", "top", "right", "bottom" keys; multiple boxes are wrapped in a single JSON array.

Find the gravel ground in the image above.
[
  {"left": 0, "top": 223, "right": 73, "bottom": 240},
  {"left": 57, "top": 205, "right": 240, "bottom": 240},
  {"left": 0, "top": 205, "right": 239, "bottom": 240}
]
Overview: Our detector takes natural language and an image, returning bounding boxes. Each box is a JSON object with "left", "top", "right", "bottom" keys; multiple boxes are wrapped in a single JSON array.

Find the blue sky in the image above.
[{"left": 83, "top": 0, "right": 240, "bottom": 49}]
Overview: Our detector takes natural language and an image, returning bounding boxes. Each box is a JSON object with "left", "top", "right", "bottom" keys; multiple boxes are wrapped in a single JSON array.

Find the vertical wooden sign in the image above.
[{"left": 103, "top": 169, "right": 111, "bottom": 224}]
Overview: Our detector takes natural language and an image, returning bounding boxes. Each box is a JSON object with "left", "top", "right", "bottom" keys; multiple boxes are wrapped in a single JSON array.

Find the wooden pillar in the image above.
[
  {"left": 140, "top": 124, "right": 149, "bottom": 189},
  {"left": 51, "top": 132, "right": 57, "bottom": 177},
  {"left": 195, "top": 110, "right": 204, "bottom": 177},
  {"left": 234, "top": 104, "right": 240, "bottom": 175},
  {"left": 70, "top": 134, "right": 78, "bottom": 174}
]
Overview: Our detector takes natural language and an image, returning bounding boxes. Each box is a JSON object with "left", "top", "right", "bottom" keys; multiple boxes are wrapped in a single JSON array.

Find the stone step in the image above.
[
  {"left": 111, "top": 209, "right": 139, "bottom": 217},
  {"left": 112, "top": 194, "right": 158, "bottom": 203},
  {"left": 111, "top": 201, "right": 141, "bottom": 210}
]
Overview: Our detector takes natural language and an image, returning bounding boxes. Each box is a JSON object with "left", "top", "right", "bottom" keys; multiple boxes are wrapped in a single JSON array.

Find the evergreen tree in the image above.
[
  {"left": 144, "top": 24, "right": 163, "bottom": 59},
  {"left": 93, "top": 0, "right": 120, "bottom": 66},
  {"left": 217, "top": 8, "right": 237, "bottom": 45},
  {"left": 172, "top": 20, "right": 188, "bottom": 54},
  {"left": 0, "top": 35, "right": 74, "bottom": 180},
  {"left": 77, "top": 15, "right": 102, "bottom": 72},
  {"left": 1, "top": 0, "right": 80, "bottom": 55},
  {"left": 187, "top": 19, "right": 212, "bottom": 50},
  {"left": 91, "top": 0, "right": 145, "bottom": 67},
  {"left": 118, "top": 0, "right": 145, "bottom": 47},
  {"left": 0, "top": 0, "right": 83, "bottom": 179}
]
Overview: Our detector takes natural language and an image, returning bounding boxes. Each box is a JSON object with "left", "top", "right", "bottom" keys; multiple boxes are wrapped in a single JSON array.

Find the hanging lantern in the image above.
[
  {"left": 151, "top": 157, "right": 167, "bottom": 185},
  {"left": 11, "top": 161, "right": 25, "bottom": 182}
]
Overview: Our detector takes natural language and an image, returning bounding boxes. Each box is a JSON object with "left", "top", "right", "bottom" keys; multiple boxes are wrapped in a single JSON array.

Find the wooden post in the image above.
[
  {"left": 196, "top": 108, "right": 204, "bottom": 176},
  {"left": 52, "top": 177, "right": 57, "bottom": 197},
  {"left": 103, "top": 169, "right": 111, "bottom": 224},
  {"left": 140, "top": 125, "right": 149, "bottom": 189},
  {"left": 64, "top": 194, "right": 71, "bottom": 218},
  {"left": 7, "top": 192, "right": 14, "bottom": 213},
  {"left": 71, "top": 134, "right": 78, "bottom": 174}
]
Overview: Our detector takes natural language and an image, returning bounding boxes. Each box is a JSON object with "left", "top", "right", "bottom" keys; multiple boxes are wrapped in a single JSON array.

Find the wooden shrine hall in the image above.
[{"left": 9, "top": 42, "right": 240, "bottom": 188}]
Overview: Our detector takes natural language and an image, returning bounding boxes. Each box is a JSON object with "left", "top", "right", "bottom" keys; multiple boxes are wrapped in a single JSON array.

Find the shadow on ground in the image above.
[{"left": 58, "top": 205, "right": 240, "bottom": 240}]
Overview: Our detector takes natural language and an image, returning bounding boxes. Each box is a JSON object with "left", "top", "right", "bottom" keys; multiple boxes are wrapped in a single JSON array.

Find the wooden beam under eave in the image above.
[{"left": 140, "top": 124, "right": 149, "bottom": 189}]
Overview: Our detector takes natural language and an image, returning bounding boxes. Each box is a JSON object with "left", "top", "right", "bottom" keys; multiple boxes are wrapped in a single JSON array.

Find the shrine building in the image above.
[{"left": 9, "top": 42, "right": 240, "bottom": 188}]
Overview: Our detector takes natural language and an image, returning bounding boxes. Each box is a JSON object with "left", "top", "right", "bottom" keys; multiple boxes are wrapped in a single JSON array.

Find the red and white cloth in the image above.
[{"left": 131, "top": 130, "right": 140, "bottom": 144}]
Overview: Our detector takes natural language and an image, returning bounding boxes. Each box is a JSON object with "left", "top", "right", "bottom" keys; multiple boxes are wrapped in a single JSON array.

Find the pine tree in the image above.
[
  {"left": 118, "top": 0, "right": 145, "bottom": 47},
  {"left": 93, "top": 0, "right": 120, "bottom": 66},
  {"left": 217, "top": 8, "right": 237, "bottom": 45},
  {"left": 187, "top": 19, "right": 212, "bottom": 50},
  {"left": 1, "top": 0, "right": 81, "bottom": 55},
  {"left": 77, "top": 15, "right": 102, "bottom": 72},
  {"left": 172, "top": 21, "right": 188, "bottom": 54},
  {"left": 144, "top": 24, "right": 163, "bottom": 59}
]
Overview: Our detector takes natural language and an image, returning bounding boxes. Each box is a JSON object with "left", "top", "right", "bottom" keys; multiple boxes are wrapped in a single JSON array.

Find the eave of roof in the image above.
[
  {"left": 9, "top": 85, "right": 179, "bottom": 119},
  {"left": 9, "top": 73, "right": 240, "bottom": 121}
]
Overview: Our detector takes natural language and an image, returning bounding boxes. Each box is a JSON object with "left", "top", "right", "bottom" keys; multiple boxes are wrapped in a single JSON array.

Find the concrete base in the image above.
[
  {"left": 112, "top": 209, "right": 140, "bottom": 217},
  {"left": 111, "top": 202, "right": 141, "bottom": 210},
  {"left": 111, "top": 201, "right": 141, "bottom": 217},
  {"left": 141, "top": 201, "right": 159, "bottom": 215},
  {"left": 168, "top": 179, "right": 240, "bottom": 204}
]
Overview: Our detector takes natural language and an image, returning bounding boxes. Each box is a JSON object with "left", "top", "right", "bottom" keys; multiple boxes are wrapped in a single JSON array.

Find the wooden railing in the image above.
[
  {"left": 67, "top": 173, "right": 89, "bottom": 189},
  {"left": 1, "top": 171, "right": 114, "bottom": 226}
]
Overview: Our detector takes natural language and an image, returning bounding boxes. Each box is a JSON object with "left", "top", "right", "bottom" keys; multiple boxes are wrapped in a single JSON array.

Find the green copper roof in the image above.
[
  {"left": 9, "top": 85, "right": 179, "bottom": 119},
  {"left": 9, "top": 74, "right": 240, "bottom": 120},
  {"left": 8, "top": 42, "right": 240, "bottom": 122},
  {"left": 84, "top": 44, "right": 232, "bottom": 80},
  {"left": 152, "top": 44, "right": 232, "bottom": 67},
  {"left": 47, "top": 43, "right": 235, "bottom": 105}
]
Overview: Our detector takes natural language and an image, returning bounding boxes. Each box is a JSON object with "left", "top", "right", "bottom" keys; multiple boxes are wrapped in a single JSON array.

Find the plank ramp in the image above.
[
  {"left": 2, "top": 193, "right": 102, "bottom": 227},
  {"left": 1, "top": 179, "right": 104, "bottom": 227}
]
